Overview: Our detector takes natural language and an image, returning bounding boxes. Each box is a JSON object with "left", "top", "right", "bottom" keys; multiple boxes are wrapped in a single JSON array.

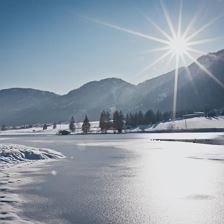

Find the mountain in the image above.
[
  {"left": 0, "top": 89, "right": 58, "bottom": 125},
  {"left": 0, "top": 49, "right": 224, "bottom": 125},
  {"left": 135, "top": 49, "right": 224, "bottom": 113}
]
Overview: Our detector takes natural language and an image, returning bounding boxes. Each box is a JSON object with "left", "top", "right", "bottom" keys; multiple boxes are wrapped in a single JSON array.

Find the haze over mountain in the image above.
[{"left": 1, "top": 49, "right": 224, "bottom": 125}]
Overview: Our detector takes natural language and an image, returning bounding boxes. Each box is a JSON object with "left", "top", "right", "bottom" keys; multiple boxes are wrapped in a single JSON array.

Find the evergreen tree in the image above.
[
  {"left": 144, "top": 110, "right": 156, "bottom": 124},
  {"left": 69, "top": 116, "right": 75, "bottom": 132},
  {"left": 99, "top": 111, "right": 106, "bottom": 132},
  {"left": 99, "top": 110, "right": 111, "bottom": 133},
  {"left": 43, "top": 124, "right": 47, "bottom": 130},
  {"left": 137, "top": 111, "right": 145, "bottom": 125},
  {"left": 53, "top": 122, "right": 57, "bottom": 129},
  {"left": 156, "top": 110, "right": 163, "bottom": 123},
  {"left": 1, "top": 124, "right": 6, "bottom": 131},
  {"left": 82, "top": 115, "right": 91, "bottom": 134},
  {"left": 113, "top": 110, "right": 124, "bottom": 134},
  {"left": 125, "top": 113, "right": 131, "bottom": 128},
  {"left": 125, "top": 112, "right": 139, "bottom": 128}
]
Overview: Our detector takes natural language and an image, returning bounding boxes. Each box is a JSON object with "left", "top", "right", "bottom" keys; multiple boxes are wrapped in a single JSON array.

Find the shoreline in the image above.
[{"left": 150, "top": 137, "right": 224, "bottom": 145}]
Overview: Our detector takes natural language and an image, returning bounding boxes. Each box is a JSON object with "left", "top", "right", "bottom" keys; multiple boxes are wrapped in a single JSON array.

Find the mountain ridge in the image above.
[
  {"left": 0, "top": 49, "right": 224, "bottom": 125},
  {"left": 1, "top": 49, "right": 224, "bottom": 95}
]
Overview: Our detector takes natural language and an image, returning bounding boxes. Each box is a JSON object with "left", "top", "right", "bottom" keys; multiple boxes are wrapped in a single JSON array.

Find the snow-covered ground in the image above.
[
  {"left": 0, "top": 116, "right": 223, "bottom": 138},
  {"left": 145, "top": 116, "right": 224, "bottom": 131},
  {"left": 0, "top": 144, "right": 64, "bottom": 167},
  {"left": 0, "top": 144, "right": 64, "bottom": 223},
  {"left": 0, "top": 121, "right": 100, "bottom": 136}
]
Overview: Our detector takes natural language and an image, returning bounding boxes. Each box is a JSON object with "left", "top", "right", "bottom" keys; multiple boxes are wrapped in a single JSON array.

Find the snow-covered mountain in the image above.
[{"left": 0, "top": 49, "right": 224, "bottom": 125}]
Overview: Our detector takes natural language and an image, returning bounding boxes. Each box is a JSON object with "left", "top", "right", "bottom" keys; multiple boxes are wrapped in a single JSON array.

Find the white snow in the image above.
[
  {"left": 0, "top": 144, "right": 64, "bottom": 224},
  {"left": 0, "top": 121, "right": 100, "bottom": 136},
  {"left": 1, "top": 116, "right": 223, "bottom": 136},
  {"left": 145, "top": 116, "right": 224, "bottom": 131},
  {"left": 147, "top": 132, "right": 224, "bottom": 140},
  {"left": 0, "top": 116, "right": 223, "bottom": 136},
  {"left": 0, "top": 144, "right": 64, "bottom": 167}
]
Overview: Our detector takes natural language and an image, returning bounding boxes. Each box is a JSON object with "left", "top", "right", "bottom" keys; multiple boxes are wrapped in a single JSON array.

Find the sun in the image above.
[
  {"left": 91, "top": 1, "right": 224, "bottom": 120},
  {"left": 168, "top": 35, "right": 188, "bottom": 57}
]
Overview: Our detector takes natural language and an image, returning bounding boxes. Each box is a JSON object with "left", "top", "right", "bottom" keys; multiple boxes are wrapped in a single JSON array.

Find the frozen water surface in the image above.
[{"left": 0, "top": 133, "right": 224, "bottom": 224}]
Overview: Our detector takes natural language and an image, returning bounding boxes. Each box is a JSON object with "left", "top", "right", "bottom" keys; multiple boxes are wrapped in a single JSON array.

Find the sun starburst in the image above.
[
  {"left": 89, "top": 1, "right": 224, "bottom": 120},
  {"left": 168, "top": 36, "right": 188, "bottom": 56}
]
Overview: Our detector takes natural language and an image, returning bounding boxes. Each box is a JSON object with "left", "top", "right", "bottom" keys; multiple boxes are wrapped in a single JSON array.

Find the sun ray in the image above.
[
  {"left": 181, "top": 54, "right": 199, "bottom": 95},
  {"left": 187, "top": 47, "right": 208, "bottom": 56},
  {"left": 182, "top": 7, "right": 205, "bottom": 38},
  {"left": 136, "top": 50, "right": 171, "bottom": 77},
  {"left": 165, "top": 53, "right": 175, "bottom": 69},
  {"left": 187, "top": 37, "right": 221, "bottom": 46},
  {"left": 180, "top": 54, "right": 192, "bottom": 81},
  {"left": 185, "top": 52, "right": 224, "bottom": 88},
  {"left": 87, "top": 3, "right": 223, "bottom": 120},
  {"left": 160, "top": 0, "right": 176, "bottom": 38},
  {"left": 186, "top": 15, "right": 223, "bottom": 41},
  {"left": 89, "top": 18, "right": 169, "bottom": 45},
  {"left": 140, "top": 46, "right": 170, "bottom": 54},
  {"left": 172, "top": 56, "right": 180, "bottom": 120},
  {"left": 177, "top": 0, "right": 183, "bottom": 37},
  {"left": 182, "top": 14, "right": 198, "bottom": 38},
  {"left": 187, "top": 48, "right": 218, "bottom": 60},
  {"left": 144, "top": 16, "right": 172, "bottom": 41}
]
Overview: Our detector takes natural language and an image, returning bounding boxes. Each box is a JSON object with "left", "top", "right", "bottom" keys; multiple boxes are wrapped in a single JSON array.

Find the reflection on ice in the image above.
[{"left": 0, "top": 134, "right": 224, "bottom": 224}]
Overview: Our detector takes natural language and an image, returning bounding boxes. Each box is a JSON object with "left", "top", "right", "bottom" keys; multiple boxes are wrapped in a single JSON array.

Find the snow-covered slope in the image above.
[{"left": 145, "top": 116, "right": 224, "bottom": 131}]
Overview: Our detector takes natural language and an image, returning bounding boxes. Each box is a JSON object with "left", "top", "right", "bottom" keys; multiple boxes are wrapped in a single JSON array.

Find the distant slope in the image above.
[
  {"left": 0, "top": 49, "right": 224, "bottom": 125},
  {"left": 135, "top": 49, "right": 224, "bottom": 112},
  {"left": 0, "top": 88, "right": 58, "bottom": 125}
]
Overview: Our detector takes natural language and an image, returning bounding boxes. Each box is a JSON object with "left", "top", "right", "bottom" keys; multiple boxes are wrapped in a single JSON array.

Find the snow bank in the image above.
[
  {"left": 0, "top": 144, "right": 64, "bottom": 223},
  {"left": 0, "top": 144, "right": 64, "bottom": 166}
]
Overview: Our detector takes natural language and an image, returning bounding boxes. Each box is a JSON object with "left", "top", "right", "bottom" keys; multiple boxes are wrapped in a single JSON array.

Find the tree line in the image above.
[
  {"left": 99, "top": 109, "right": 172, "bottom": 133},
  {"left": 39, "top": 107, "right": 224, "bottom": 135},
  {"left": 67, "top": 115, "right": 91, "bottom": 134},
  {"left": 99, "top": 110, "right": 124, "bottom": 134},
  {"left": 126, "top": 110, "right": 170, "bottom": 128},
  {"left": 1, "top": 107, "right": 224, "bottom": 133}
]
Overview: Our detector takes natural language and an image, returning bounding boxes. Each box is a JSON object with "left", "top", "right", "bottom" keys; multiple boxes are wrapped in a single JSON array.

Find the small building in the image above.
[{"left": 182, "top": 112, "right": 205, "bottom": 119}]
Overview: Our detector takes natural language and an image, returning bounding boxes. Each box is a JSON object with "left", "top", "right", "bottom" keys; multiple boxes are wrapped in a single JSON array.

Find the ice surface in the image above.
[
  {"left": 0, "top": 134, "right": 223, "bottom": 224},
  {"left": 0, "top": 144, "right": 64, "bottom": 224}
]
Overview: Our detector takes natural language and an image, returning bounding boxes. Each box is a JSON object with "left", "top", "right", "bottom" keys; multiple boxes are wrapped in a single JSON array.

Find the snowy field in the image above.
[
  {"left": 130, "top": 116, "right": 224, "bottom": 132},
  {"left": 146, "top": 115, "right": 224, "bottom": 131},
  {"left": 0, "top": 143, "right": 64, "bottom": 223},
  {"left": 0, "top": 121, "right": 100, "bottom": 136},
  {"left": 0, "top": 116, "right": 223, "bottom": 136},
  {"left": 0, "top": 134, "right": 224, "bottom": 224}
]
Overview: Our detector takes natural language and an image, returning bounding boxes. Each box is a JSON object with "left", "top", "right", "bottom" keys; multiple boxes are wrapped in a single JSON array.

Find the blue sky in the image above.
[{"left": 0, "top": 0, "right": 224, "bottom": 94}]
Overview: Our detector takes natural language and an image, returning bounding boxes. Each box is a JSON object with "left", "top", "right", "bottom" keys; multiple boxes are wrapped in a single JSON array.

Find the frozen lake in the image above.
[{"left": 1, "top": 133, "right": 224, "bottom": 224}]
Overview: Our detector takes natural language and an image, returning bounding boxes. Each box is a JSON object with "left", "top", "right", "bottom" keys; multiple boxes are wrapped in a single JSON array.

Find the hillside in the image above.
[{"left": 0, "top": 49, "right": 223, "bottom": 125}]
